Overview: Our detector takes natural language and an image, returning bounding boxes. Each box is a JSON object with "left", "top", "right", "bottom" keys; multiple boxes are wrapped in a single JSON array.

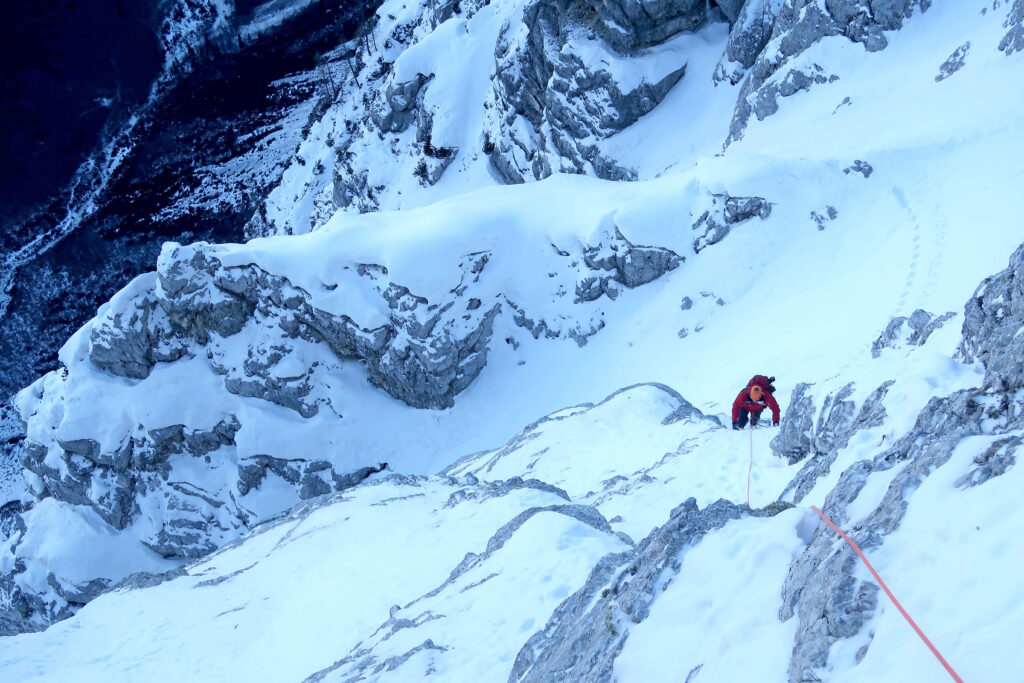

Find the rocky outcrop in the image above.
[
  {"left": 101, "top": 233, "right": 673, "bottom": 412},
  {"left": 958, "top": 241, "right": 1024, "bottom": 390},
  {"left": 587, "top": 0, "right": 708, "bottom": 51},
  {"left": 509, "top": 498, "right": 793, "bottom": 681},
  {"left": 691, "top": 192, "right": 772, "bottom": 253},
  {"left": 3, "top": 199, "right": 686, "bottom": 634},
  {"left": 2, "top": 400, "right": 385, "bottom": 632},
  {"left": 371, "top": 74, "right": 432, "bottom": 133},
  {"left": 1000, "top": 0, "right": 1024, "bottom": 55},
  {"left": 3, "top": 359, "right": 387, "bottom": 631},
  {"left": 778, "top": 242, "right": 1024, "bottom": 681},
  {"left": 90, "top": 243, "right": 499, "bottom": 411},
  {"left": 484, "top": 0, "right": 702, "bottom": 184},
  {"left": 935, "top": 41, "right": 969, "bottom": 82},
  {"left": 870, "top": 308, "right": 955, "bottom": 358},
  {"left": 714, "top": 0, "right": 786, "bottom": 84},
  {"left": 774, "top": 380, "right": 893, "bottom": 502},
  {"left": 726, "top": 0, "right": 931, "bottom": 144},
  {"left": 24, "top": 412, "right": 241, "bottom": 532},
  {"left": 575, "top": 228, "right": 682, "bottom": 304}
]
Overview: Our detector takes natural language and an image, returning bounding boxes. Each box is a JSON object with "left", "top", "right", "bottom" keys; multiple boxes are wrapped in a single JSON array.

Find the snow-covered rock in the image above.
[
  {"left": 3, "top": 174, "right": 701, "bottom": 630},
  {"left": 999, "top": 0, "right": 1024, "bottom": 55},
  {"left": 870, "top": 308, "right": 956, "bottom": 359},
  {"left": 726, "top": 0, "right": 931, "bottom": 144}
]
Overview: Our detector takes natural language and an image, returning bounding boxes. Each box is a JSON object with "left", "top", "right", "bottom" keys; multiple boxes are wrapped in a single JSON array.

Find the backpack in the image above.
[{"left": 747, "top": 375, "right": 776, "bottom": 394}]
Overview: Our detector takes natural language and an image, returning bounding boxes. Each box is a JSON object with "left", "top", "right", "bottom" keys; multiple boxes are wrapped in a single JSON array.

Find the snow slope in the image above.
[{"left": 2, "top": 0, "right": 1024, "bottom": 680}]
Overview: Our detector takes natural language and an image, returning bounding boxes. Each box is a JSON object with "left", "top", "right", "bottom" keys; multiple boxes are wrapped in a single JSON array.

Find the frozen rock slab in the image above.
[
  {"left": 774, "top": 380, "right": 892, "bottom": 497},
  {"left": 714, "top": 0, "right": 785, "bottom": 84}
]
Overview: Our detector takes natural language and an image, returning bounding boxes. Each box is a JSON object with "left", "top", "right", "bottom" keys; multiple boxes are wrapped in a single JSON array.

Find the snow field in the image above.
[{"left": 0, "top": 478, "right": 625, "bottom": 681}]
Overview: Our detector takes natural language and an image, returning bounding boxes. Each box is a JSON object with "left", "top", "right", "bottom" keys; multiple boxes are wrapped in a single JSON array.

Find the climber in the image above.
[{"left": 732, "top": 375, "right": 780, "bottom": 429}]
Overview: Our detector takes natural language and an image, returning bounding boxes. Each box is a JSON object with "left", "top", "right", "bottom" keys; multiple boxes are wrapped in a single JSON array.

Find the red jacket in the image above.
[{"left": 732, "top": 386, "right": 780, "bottom": 423}]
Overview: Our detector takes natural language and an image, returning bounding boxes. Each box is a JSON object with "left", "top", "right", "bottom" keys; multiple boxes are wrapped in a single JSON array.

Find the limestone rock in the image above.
[
  {"left": 727, "top": 0, "right": 931, "bottom": 144},
  {"left": 775, "top": 380, "right": 893, "bottom": 502},
  {"left": 778, "top": 243, "right": 1024, "bottom": 681},
  {"left": 959, "top": 241, "right": 1024, "bottom": 390},
  {"left": 576, "top": 227, "right": 681, "bottom": 302},
  {"left": 1000, "top": 0, "right": 1024, "bottom": 55},
  {"left": 371, "top": 74, "right": 432, "bottom": 133},
  {"left": 692, "top": 192, "right": 772, "bottom": 253},
  {"left": 870, "top": 308, "right": 955, "bottom": 358},
  {"left": 714, "top": 0, "right": 785, "bottom": 84},
  {"left": 485, "top": 0, "right": 703, "bottom": 184},
  {"left": 935, "top": 42, "right": 969, "bottom": 82}
]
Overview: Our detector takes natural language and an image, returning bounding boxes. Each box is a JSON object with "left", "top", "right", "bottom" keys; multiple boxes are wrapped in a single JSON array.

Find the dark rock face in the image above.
[
  {"left": 959, "top": 241, "right": 1024, "bottom": 391},
  {"left": 575, "top": 229, "right": 682, "bottom": 303},
  {"left": 584, "top": 0, "right": 708, "bottom": 52},
  {"left": 715, "top": 0, "right": 785, "bottom": 84},
  {"left": 774, "top": 380, "right": 893, "bottom": 503},
  {"left": 371, "top": 74, "right": 433, "bottom": 133},
  {"left": 93, "top": 243, "right": 500, "bottom": 411},
  {"left": 89, "top": 230, "right": 678, "bottom": 411}
]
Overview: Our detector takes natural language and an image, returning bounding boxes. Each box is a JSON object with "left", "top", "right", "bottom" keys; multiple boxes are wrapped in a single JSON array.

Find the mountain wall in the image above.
[
  {"left": 1, "top": 0, "right": 1023, "bottom": 679},
  {"left": 0, "top": 240, "right": 1021, "bottom": 677}
]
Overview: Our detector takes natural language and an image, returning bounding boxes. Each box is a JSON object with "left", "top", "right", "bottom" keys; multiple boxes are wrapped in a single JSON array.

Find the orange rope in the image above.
[{"left": 809, "top": 505, "right": 964, "bottom": 683}]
